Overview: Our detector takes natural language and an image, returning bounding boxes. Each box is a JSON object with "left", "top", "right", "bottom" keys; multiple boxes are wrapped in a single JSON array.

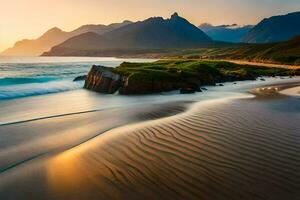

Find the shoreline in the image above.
[
  {"left": 280, "top": 86, "right": 300, "bottom": 96},
  {"left": 1, "top": 78, "right": 299, "bottom": 199},
  {"left": 250, "top": 81, "right": 300, "bottom": 99}
]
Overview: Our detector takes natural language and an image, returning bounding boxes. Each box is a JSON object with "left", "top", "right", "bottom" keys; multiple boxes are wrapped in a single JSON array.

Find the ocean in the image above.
[{"left": 0, "top": 56, "right": 156, "bottom": 100}]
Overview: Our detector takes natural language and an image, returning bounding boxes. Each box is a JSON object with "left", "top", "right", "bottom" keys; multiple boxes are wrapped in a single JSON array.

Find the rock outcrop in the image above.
[
  {"left": 83, "top": 65, "right": 256, "bottom": 95},
  {"left": 84, "top": 65, "right": 122, "bottom": 94},
  {"left": 83, "top": 60, "right": 293, "bottom": 95},
  {"left": 180, "top": 83, "right": 202, "bottom": 94}
]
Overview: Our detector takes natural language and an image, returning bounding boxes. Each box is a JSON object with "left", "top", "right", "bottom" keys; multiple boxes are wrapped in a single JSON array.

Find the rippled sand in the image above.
[{"left": 0, "top": 89, "right": 299, "bottom": 200}]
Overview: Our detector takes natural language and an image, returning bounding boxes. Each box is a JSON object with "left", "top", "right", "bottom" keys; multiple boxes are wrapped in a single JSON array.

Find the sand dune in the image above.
[{"left": 1, "top": 92, "right": 299, "bottom": 200}]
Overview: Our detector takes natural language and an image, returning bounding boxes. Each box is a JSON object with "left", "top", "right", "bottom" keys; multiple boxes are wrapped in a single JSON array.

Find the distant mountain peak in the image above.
[
  {"left": 122, "top": 20, "right": 132, "bottom": 23},
  {"left": 171, "top": 12, "right": 179, "bottom": 19},
  {"left": 1, "top": 21, "right": 132, "bottom": 56},
  {"left": 40, "top": 27, "right": 65, "bottom": 38},
  {"left": 199, "top": 23, "right": 253, "bottom": 43},
  {"left": 46, "top": 27, "right": 63, "bottom": 33}
]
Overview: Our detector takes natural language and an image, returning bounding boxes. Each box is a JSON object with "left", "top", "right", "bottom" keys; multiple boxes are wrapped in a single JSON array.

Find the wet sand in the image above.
[
  {"left": 250, "top": 82, "right": 300, "bottom": 99},
  {"left": 280, "top": 86, "right": 300, "bottom": 96},
  {"left": 0, "top": 101, "right": 190, "bottom": 173},
  {"left": 0, "top": 79, "right": 300, "bottom": 200}
]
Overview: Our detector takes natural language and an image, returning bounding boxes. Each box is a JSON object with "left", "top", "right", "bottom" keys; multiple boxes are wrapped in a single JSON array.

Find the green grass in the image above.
[{"left": 110, "top": 60, "right": 295, "bottom": 84}]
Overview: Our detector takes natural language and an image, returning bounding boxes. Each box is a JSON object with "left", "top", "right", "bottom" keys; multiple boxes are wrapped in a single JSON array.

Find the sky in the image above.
[{"left": 1, "top": 0, "right": 300, "bottom": 52}]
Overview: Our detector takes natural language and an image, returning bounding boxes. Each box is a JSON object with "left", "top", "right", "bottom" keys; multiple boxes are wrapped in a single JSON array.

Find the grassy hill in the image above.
[
  {"left": 158, "top": 36, "right": 300, "bottom": 65},
  {"left": 113, "top": 60, "right": 297, "bottom": 80}
]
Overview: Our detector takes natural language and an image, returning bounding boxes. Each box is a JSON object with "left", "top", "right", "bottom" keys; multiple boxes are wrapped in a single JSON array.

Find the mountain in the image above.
[
  {"left": 71, "top": 20, "right": 132, "bottom": 35},
  {"left": 43, "top": 13, "right": 213, "bottom": 56},
  {"left": 1, "top": 28, "right": 70, "bottom": 56},
  {"left": 1, "top": 21, "right": 132, "bottom": 56},
  {"left": 199, "top": 23, "right": 253, "bottom": 43},
  {"left": 243, "top": 11, "right": 300, "bottom": 43}
]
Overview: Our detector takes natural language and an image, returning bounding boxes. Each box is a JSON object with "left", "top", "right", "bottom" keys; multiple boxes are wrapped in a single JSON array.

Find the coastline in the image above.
[
  {"left": 1, "top": 78, "right": 299, "bottom": 199},
  {"left": 2, "top": 4, "right": 300, "bottom": 199}
]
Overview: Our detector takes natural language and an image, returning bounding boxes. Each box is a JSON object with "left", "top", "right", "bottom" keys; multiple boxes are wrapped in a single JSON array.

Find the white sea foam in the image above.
[{"left": 0, "top": 80, "right": 84, "bottom": 100}]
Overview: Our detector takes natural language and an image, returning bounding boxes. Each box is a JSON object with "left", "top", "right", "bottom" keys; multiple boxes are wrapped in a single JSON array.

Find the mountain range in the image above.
[
  {"left": 1, "top": 21, "right": 132, "bottom": 56},
  {"left": 243, "top": 11, "right": 300, "bottom": 43},
  {"left": 42, "top": 13, "right": 213, "bottom": 56},
  {"left": 2, "top": 11, "right": 300, "bottom": 57},
  {"left": 199, "top": 23, "right": 253, "bottom": 43}
]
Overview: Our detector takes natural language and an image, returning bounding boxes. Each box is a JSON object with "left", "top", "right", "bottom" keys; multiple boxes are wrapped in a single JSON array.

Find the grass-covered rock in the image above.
[{"left": 84, "top": 60, "right": 298, "bottom": 95}]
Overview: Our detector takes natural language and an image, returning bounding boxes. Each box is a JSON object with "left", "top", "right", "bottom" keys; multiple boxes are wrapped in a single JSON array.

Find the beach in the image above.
[
  {"left": 0, "top": 71, "right": 299, "bottom": 199},
  {"left": 2, "top": 1, "right": 300, "bottom": 199}
]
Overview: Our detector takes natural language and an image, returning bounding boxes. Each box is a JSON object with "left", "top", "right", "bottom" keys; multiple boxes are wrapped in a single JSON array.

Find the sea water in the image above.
[{"left": 0, "top": 56, "right": 156, "bottom": 100}]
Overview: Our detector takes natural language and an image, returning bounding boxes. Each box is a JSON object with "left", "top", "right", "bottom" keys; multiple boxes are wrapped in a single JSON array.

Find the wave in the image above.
[
  {"left": 0, "top": 80, "right": 84, "bottom": 100},
  {"left": 0, "top": 77, "right": 60, "bottom": 86}
]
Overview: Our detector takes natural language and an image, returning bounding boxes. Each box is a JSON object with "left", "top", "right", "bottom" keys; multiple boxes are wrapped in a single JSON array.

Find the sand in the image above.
[
  {"left": 250, "top": 81, "right": 300, "bottom": 99},
  {"left": 280, "top": 86, "right": 300, "bottom": 96},
  {"left": 0, "top": 79, "right": 300, "bottom": 200}
]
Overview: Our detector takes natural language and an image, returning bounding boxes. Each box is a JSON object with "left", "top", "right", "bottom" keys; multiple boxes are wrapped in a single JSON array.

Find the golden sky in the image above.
[{"left": 1, "top": 0, "right": 300, "bottom": 52}]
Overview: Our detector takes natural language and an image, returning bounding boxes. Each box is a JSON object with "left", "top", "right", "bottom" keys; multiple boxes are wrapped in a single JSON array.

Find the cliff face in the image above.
[{"left": 84, "top": 65, "right": 122, "bottom": 94}]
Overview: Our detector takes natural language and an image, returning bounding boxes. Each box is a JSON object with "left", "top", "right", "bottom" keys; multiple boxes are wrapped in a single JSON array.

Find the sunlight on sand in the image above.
[
  {"left": 42, "top": 93, "right": 300, "bottom": 199},
  {"left": 280, "top": 86, "right": 300, "bottom": 96}
]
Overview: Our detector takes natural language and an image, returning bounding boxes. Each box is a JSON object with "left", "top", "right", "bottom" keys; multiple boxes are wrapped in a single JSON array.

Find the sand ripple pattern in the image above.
[
  {"left": 0, "top": 98, "right": 299, "bottom": 200},
  {"left": 41, "top": 98, "right": 300, "bottom": 200}
]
